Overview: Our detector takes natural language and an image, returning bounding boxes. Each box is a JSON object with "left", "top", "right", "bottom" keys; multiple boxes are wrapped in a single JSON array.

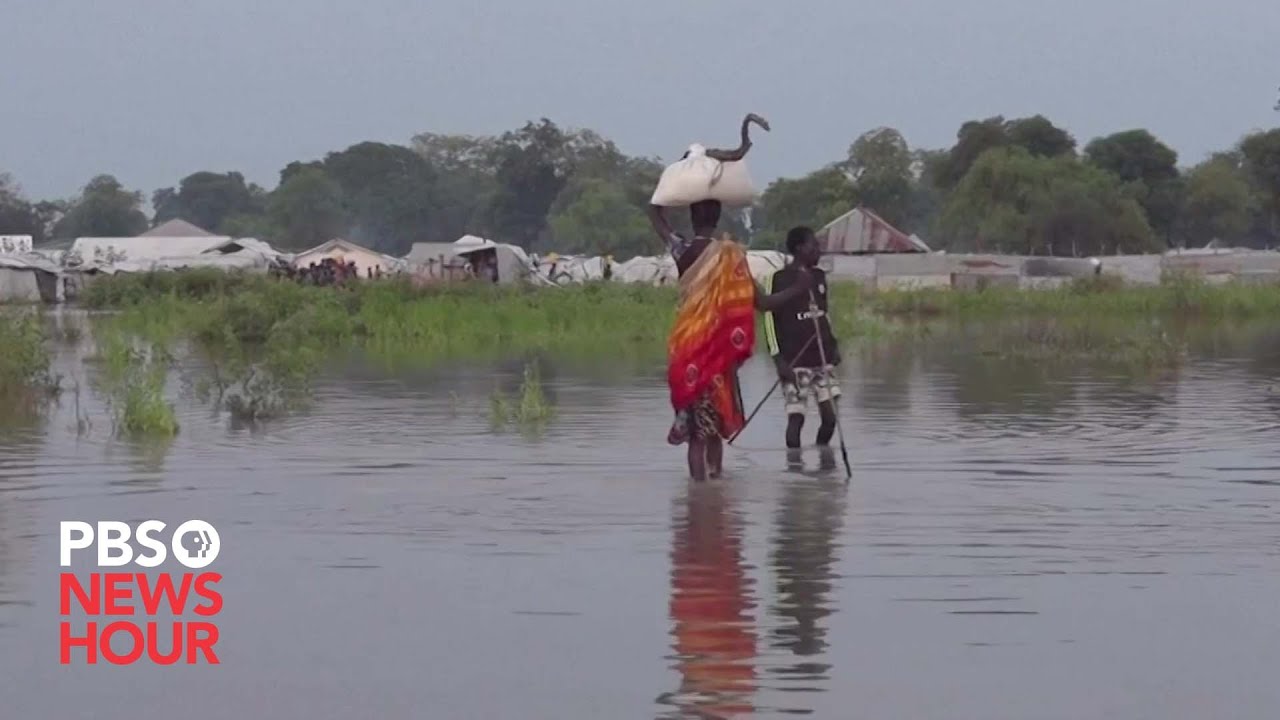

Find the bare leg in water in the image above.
[
  {"left": 706, "top": 435, "right": 724, "bottom": 478},
  {"left": 688, "top": 438, "right": 708, "bottom": 482}
]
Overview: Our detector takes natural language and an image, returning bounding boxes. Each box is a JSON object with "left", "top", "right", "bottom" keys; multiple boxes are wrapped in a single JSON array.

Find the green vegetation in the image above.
[
  {"left": 4, "top": 117, "right": 1276, "bottom": 257},
  {"left": 860, "top": 275, "right": 1280, "bottom": 319},
  {"left": 62, "top": 268, "right": 1280, "bottom": 431},
  {"left": 93, "top": 325, "right": 179, "bottom": 437},
  {"left": 0, "top": 312, "right": 60, "bottom": 409},
  {"left": 82, "top": 268, "right": 1280, "bottom": 359},
  {"left": 84, "top": 270, "right": 678, "bottom": 364},
  {"left": 489, "top": 360, "right": 555, "bottom": 434},
  {"left": 969, "top": 318, "right": 1187, "bottom": 369}
]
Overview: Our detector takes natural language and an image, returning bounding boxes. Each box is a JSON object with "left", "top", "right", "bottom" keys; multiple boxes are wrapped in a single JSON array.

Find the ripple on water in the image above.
[{"left": 4, "top": 323, "right": 1280, "bottom": 718}]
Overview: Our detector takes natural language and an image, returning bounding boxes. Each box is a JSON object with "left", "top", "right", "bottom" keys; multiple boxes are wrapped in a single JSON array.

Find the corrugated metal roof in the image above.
[{"left": 817, "top": 207, "right": 930, "bottom": 254}]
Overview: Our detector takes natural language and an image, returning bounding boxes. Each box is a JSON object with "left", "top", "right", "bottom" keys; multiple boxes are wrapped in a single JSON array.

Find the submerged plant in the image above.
[
  {"left": 0, "top": 312, "right": 61, "bottom": 413},
  {"left": 487, "top": 361, "right": 555, "bottom": 434},
  {"left": 976, "top": 318, "right": 1187, "bottom": 370},
  {"left": 96, "top": 327, "right": 179, "bottom": 438},
  {"left": 515, "top": 361, "right": 554, "bottom": 425},
  {"left": 489, "top": 387, "right": 510, "bottom": 430}
]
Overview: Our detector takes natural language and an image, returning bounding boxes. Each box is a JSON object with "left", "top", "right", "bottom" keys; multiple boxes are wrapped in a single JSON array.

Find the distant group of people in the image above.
[{"left": 271, "top": 258, "right": 389, "bottom": 286}]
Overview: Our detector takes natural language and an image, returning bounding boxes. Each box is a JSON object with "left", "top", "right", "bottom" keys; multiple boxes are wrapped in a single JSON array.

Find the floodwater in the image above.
[{"left": 3, "top": 314, "right": 1280, "bottom": 719}]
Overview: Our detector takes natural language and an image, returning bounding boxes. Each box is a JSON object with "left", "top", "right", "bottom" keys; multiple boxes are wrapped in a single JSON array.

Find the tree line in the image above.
[{"left": 2, "top": 115, "right": 1279, "bottom": 259}]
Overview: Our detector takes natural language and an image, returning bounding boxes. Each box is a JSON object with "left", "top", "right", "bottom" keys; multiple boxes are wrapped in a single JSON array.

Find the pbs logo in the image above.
[{"left": 60, "top": 520, "right": 221, "bottom": 569}]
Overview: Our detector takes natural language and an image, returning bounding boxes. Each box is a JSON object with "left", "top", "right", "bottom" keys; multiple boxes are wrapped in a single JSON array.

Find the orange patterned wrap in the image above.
[{"left": 667, "top": 239, "right": 756, "bottom": 437}]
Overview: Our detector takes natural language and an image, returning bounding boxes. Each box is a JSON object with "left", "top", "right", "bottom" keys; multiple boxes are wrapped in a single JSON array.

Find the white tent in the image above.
[
  {"left": 746, "top": 250, "right": 787, "bottom": 283},
  {"left": 68, "top": 235, "right": 231, "bottom": 269},
  {"left": 613, "top": 256, "right": 678, "bottom": 286},
  {"left": 538, "top": 254, "right": 613, "bottom": 284},
  {"left": 0, "top": 254, "right": 60, "bottom": 302}
]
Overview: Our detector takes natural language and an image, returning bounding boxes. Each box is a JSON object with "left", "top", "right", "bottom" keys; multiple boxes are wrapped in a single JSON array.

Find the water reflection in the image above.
[
  {"left": 0, "top": 427, "right": 41, "bottom": 621},
  {"left": 770, "top": 450, "right": 847, "bottom": 696},
  {"left": 6, "top": 311, "right": 1280, "bottom": 718},
  {"left": 659, "top": 484, "right": 759, "bottom": 718}
]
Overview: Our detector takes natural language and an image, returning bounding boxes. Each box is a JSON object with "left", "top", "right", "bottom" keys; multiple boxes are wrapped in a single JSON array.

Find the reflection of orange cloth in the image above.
[
  {"left": 667, "top": 240, "right": 756, "bottom": 437},
  {"left": 669, "top": 493, "right": 757, "bottom": 716}
]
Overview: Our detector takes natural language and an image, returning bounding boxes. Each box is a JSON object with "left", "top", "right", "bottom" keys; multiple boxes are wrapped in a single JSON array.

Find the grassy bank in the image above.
[
  {"left": 861, "top": 275, "right": 1280, "bottom": 319},
  {"left": 77, "top": 269, "right": 1280, "bottom": 376},
  {"left": 84, "top": 270, "right": 680, "bottom": 362}
]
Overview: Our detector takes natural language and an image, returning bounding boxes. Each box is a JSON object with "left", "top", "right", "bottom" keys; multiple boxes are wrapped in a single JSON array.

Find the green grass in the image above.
[
  {"left": 83, "top": 269, "right": 1280, "bottom": 353},
  {"left": 859, "top": 275, "right": 1280, "bottom": 319},
  {"left": 489, "top": 360, "right": 555, "bottom": 435},
  {"left": 93, "top": 324, "right": 179, "bottom": 438},
  {"left": 73, "top": 269, "right": 1280, "bottom": 422},
  {"left": 967, "top": 317, "right": 1188, "bottom": 368},
  {"left": 86, "top": 272, "right": 679, "bottom": 359},
  {"left": 0, "top": 312, "right": 61, "bottom": 412}
]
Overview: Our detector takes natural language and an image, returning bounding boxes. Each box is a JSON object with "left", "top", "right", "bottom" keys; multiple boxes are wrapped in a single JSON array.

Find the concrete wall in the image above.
[
  {"left": 822, "top": 250, "right": 1280, "bottom": 291},
  {"left": 1099, "top": 255, "right": 1161, "bottom": 285}
]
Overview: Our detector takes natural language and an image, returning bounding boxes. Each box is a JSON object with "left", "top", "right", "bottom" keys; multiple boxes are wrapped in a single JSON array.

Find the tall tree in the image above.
[
  {"left": 936, "top": 115, "right": 1076, "bottom": 190},
  {"left": 548, "top": 178, "right": 653, "bottom": 258},
  {"left": 321, "top": 142, "right": 438, "bottom": 254},
  {"left": 907, "top": 149, "right": 948, "bottom": 237},
  {"left": 755, "top": 167, "right": 855, "bottom": 249},
  {"left": 1083, "top": 129, "right": 1182, "bottom": 244},
  {"left": 1240, "top": 128, "right": 1280, "bottom": 242},
  {"left": 52, "top": 175, "right": 148, "bottom": 239},
  {"left": 0, "top": 173, "right": 44, "bottom": 243},
  {"left": 486, "top": 119, "right": 575, "bottom": 251},
  {"left": 1177, "top": 157, "right": 1254, "bottom": 247},
  {"left": 266, "top": 166, "right": 346, "bottom": 250},
  {"left": 410, "top": 132, "right": 499, "bottom": 240},
  {"left": 152, "top": 171, "right": 265, "bottom": 233},
  {"left": 938, "top": 147, "right": 1157, "bottom": 256},
  {"left": 1005, "top": 115, "right": 1076, "bottom": 158},
  {"left": 844, "top": 127, "right": 914, "bottom": 228},
  {"left": 936, "top": 116, "right": 1009, "bottom": 189},
  {"left": 410, "top": 132, "right": 498, "bottom": 174}
]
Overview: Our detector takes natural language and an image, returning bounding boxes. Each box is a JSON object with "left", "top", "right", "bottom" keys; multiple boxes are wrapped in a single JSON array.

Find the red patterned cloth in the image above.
[{"left": 667, "top": 239, "right": 756, "bottom": 441}]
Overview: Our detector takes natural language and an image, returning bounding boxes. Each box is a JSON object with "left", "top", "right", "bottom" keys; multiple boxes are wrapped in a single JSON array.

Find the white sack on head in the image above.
[{"left": 649, "top": 144, "right": 757, "bottom": 208}]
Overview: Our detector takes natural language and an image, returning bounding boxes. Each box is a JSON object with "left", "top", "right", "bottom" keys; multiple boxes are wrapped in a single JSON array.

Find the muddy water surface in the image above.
[{"left": 2, "top": 320, "right": 1280, "bottom": 719}]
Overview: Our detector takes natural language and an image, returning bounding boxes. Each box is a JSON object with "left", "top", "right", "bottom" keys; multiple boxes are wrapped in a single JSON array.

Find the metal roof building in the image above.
[{"left": 817, "top": 207, "right": 930, "bottom": 254}]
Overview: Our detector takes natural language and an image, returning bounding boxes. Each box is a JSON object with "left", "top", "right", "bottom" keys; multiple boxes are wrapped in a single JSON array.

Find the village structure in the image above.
[{"left": 2, "top": 209, "right": 1279, "bottom": 303}]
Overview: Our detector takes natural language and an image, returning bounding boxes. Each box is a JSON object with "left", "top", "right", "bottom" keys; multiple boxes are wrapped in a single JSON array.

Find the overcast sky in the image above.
[{"left": 3, "top": 0, "right": 1277, "bottom": 202}]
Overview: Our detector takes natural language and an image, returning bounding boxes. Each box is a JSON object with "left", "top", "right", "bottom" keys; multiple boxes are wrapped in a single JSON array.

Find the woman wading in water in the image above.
[{"left": 649, "top": 114, "right": 813, "bottom": 482}]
